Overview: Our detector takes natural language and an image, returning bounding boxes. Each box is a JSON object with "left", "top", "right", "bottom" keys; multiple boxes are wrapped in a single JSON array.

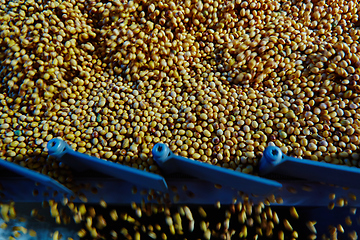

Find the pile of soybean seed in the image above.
[
  {"left": 1, "top": 0, "right": 360, "bottom": 177},
  {"left": 1, "top": 0, "right": 360, "bottom": 238}
]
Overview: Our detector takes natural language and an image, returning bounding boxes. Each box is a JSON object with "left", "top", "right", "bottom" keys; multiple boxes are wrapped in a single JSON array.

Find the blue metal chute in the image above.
[
  {"left": 47, "top": 139, "right": 168, "bottom": 192},
  {"left": 152, "top": 143, "right": 282, "bottom": 196},
  {"left": 0, "top": 159, "right": 72, "bottom": 195},
  {"left": 3, "top": 141, "right": 360, "bottom": 206},
  {"left": 259, "top": 146, "right": 360, "bottom": 189}
]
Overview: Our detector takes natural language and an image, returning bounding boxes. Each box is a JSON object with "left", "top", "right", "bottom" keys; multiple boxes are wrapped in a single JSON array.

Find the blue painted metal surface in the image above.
[
  {"left": 3, "top": 177, "right": 360, "bottom": 207},
  {"left": 260, "top": 146, "right": 360, "bottom": 189},
  {"left": 2, "top": 142, "right": 360, "bottom": 206},
  {"left": 47, "top": 139, "right": 168, "bottom": 192},
  {"left": 0, "top": 159, "right": 72, "bottom": 195},
  {"left": 152, "top": 143, "right": 282, "bottom": 196}
]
